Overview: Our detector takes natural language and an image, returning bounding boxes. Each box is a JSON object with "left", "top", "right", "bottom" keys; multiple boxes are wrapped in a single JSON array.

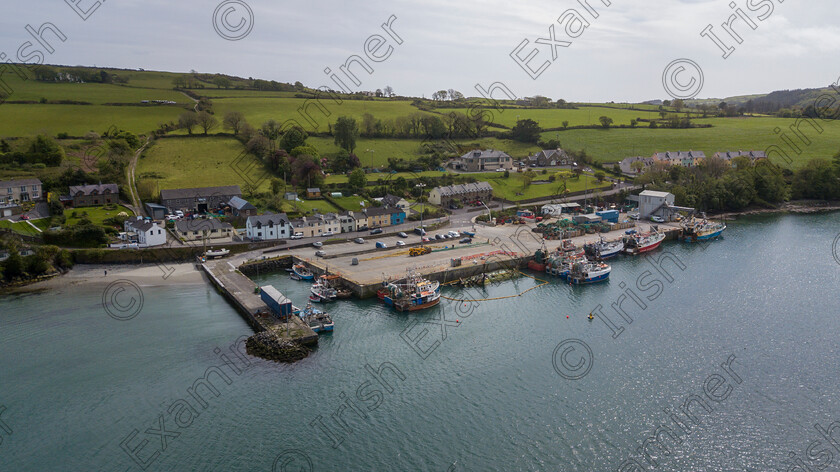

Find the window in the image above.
[{"left": 20, "top": 186, "right": 25, "bottom": 191}]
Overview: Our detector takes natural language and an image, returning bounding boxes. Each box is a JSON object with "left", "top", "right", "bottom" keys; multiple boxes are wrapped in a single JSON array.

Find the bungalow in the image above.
[
  {"left": 69, "top": 183, "right": 119, "bottom": 207},
  {"left": 124, "top": 216, "right": 166, "bottom": 247},
  {"left": 246, "top": 213, "right": 291, "bottom": 241},
  {"left": 228, "top": 196, "right": 257, "bottom": 217},
  {"left": 306, "top": 188, "right": 322, "bottom": 198},
  {"left": 619, "top": 156, "right": 656, "bottom": 175},
  {"left": 527, "top": 149, "right": 574, "bottom": 167},
  {"left": 174, "top": 218, "right": 234, "bottom": 241}
]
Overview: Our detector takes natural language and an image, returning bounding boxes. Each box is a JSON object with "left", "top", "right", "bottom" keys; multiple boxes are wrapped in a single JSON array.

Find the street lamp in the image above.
[
  {"left": 481, "top": 201, "right": 491, "bottom": 225},
  {"left": 415, "top": 183, "right": 426, "bottom": 234}
]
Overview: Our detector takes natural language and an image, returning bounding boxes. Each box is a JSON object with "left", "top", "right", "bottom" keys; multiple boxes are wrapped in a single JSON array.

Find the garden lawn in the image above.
[
  {"left": 0, "top": 219, "right": 41, "bottom": 236},
  {"left": 64, "top": 205, "right": 135, "bottom": 227},
  {"left": 329, "top": 196, "right": 372, "bottom": 211},
  {"left": 479, "top": 172, "right": 605, "bottom": 201}
]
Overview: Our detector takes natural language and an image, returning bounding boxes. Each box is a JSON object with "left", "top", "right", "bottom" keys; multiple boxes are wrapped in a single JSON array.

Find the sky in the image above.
[{"left": 2, "top": 0, "right": 839, "bottom": 102}]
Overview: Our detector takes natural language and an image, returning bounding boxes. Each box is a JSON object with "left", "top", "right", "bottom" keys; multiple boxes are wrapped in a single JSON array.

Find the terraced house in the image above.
[
  {"left": 429, "top": 181, "right": 493, "bottom": 207},
  {"left": 0, "top": 178, "right": 42, "bottom": 204},
  {"left": 652, "top": 151, "right": 706, "bottom": 167},
  {"left": 174, "top": 218, "right": 234, "bottom": 241}
]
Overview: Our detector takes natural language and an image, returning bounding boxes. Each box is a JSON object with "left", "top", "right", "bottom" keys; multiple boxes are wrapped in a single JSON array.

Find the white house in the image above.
[
  {"left": 246, "top": 213, "right": 291, "bottom": 241},
  {"left": 124, "top": 217, "right": 167, "bottom": 247},
  {"left": 338, "top": 212, "right": 358, "bottom": 233},
  {"left": 638, "top": 190, "right": 675, "bottom": 218}
]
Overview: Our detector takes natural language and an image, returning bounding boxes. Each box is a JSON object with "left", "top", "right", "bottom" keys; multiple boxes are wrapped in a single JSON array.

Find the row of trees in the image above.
[
  {"left": 634, "top": 154, "right": 840, "bottom": 211},
  {"left": 0, "top": 135, "right": 65, "bottom": 167}
]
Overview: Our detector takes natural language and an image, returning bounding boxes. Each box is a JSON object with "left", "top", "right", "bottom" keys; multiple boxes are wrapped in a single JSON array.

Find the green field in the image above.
[
  {"left": 65, "top": 205, "right": 134, "bottom": 227},
  {"left": 471, "top": 172, "right": 603, "bottom": 201},
  {"left": 0, "top": 104, "right": 184, "bottom": 137},
  {"left": 214, "top": 97, "right": 433, "bottom": 134},
  {"left": 137, "top": 136, "right": 270, "bottom": 193},
  {"left": 444, "top": 105, "right": 672, "bottom": 129},
  {"left": 547, "top": 116, "right": 840, "bottom": 168}
]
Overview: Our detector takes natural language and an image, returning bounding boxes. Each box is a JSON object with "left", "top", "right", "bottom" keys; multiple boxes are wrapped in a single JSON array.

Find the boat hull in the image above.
[
  {"left": 568, "top": 270, "right": 610, "bottom": 284},
  {"left": 393, "top": 296, "right": 441, "bottom": 312},
  {"left": 528, "top": 260, "right": 546, "bottom": 272}
]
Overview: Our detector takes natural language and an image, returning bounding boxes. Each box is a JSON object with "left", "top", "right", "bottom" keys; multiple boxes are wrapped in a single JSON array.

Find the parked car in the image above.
[
  {"left": 396, "top": 241, "right": 406, "bottom": 247},
  {"left": 354, "top": 238, "right": 365, "bottom": 244},
  {"left": 322, "top": 231, "right": 334, "bottom": 236},
  {"left": 434, "top": 234, "right": 443, "bottom": 240},
  {"left": 628, "top": 212, "right": 640, "bottom": 220},
  {"left": 421, "top": 237, "right": 431, "bottom": 242},
  {"left": 20, "top": 215, "right": 29, "bottom": 220},
  {"left": 447, "top": 231, "right": 460, "bottom": 238},
  {"left": 370, "top": 228, "right": 383, "bottom": 235},
  {"left": 175, "top": 210, "right": 184, "bottom": 218},
  {"left": 315, "top": 250, "right": 326, "bottom": 257},
  {"left": 291, "top": 233, "right": 304, "bottom": 240},
  {"left": 375, "top": 241, "right": 388, "bottom": 249},
  {"left": 312, "top": 241, "right": 323, "bottom": 248},
  {"left": 650, "top": 215, "right": 665, "bottom": 223},
  {"left": 414, "top": 227, "right": 426, "bottom": 236},
  {"left": 495, "top": 168, "right": 505, "bottom": 172},
  {"left": 166, "top": 214, "right": 178, "bottom": 220},
  {"left": 398, "top": 232, "right": 407, "bottom": 238},
  {"left": 459, "top": 237, "right": 472, "bottom": 244}
]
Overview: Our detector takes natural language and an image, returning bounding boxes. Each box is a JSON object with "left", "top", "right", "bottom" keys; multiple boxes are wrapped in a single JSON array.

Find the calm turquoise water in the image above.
[{"left": 1, "top": 213, "right": 839, "bottom": 471}]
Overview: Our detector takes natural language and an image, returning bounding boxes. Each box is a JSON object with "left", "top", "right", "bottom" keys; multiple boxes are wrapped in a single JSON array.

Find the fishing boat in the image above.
[
  {"left": 204, "top": 248, "right": 230, "bottom": 258},
  {"left": 378, "top": 270, "right": 441, "bottom": 312},
  {"left": 622, "top": 228, "right": 666, "bottom": 255},
  {"left": 583, "top": 236, "right": 624, "bottom": 260},
  {"left": 300, "top": 303, "right": 334, "bottom": 333},
  {"left": 310, "top": 275, "right": 338, "bottom": 303},
  {"left": 291, "top": 263, "right": 314, "bottom": 281},
  {"left": 545, "top": 249, "right": 586, "bottom": 279},
  {"left": 681, "top": 217, "right": 726, "bottom": 242},
  {"left": 567, "top": 259, "right": 611, "bottom": 284}
]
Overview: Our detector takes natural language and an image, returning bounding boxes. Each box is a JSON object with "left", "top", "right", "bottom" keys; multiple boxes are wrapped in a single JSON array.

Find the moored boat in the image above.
[
  {"left": 300, "top": 303, "right": 334, "bottom": 333},
  {"left": 622, "top": 228, "right": 665, "bottom": 255},
  {"left": 681, "top": 217, "right": 726, "bottom": 242},
  {"left": 583, "top": 237, "right": 624, "bottom": 260},
  {"left": 292, "top": 263, "right": 314, "bottom": 281},
  {"left": 379, "top": 270, "right": 441, "bottom": 312},
  {"left": 567, "top": 260, "right": 611, "bottom": 284},
  {"left": 310, "top": 275, "right": 338, "bottom": 302}
]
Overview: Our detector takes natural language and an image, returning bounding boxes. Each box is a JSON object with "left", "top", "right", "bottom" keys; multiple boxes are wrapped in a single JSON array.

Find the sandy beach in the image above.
[{"left": 7, "top": 262, "right": 207, "bottom": 294}]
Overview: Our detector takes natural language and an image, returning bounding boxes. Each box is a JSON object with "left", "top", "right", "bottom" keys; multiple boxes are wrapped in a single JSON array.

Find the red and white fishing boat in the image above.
[{"left": 622, "top": 228, "right": 666, "bottom": 255}]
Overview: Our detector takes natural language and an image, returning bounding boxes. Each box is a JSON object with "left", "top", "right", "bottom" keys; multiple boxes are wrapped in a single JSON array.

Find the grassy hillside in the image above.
[
  {"left": 0, "top": 104, "right": 184, "bottom": 137},
  {"left": 443, "top": 105, "right": 671, "bottom": 129},
  {"left": 213, "top": 97, "right": 433, "bottom": 133},
  {"left": 136, "top": 136, "right": 269, "bottom": 193},
  {"left": 548, "top": 116, "right": 840, "bottom": 169}
]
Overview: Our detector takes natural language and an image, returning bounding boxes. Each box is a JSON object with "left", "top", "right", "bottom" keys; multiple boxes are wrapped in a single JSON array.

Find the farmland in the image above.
[
  {"left": 0, "top": 103, "right": 184, "bottom": 137},
  {"left": 547, "top": 116, "right": 840, "bottom": 169},
  {"left": 470, "top": 172, "right": 603, "bottom": 201},
  {"left": 136, "top": 136, "right": 268, "bottom": 195}
]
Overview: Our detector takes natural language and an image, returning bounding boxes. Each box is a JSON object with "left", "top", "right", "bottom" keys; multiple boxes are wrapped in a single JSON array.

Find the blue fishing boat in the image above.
[
  {"left": 681, "top": 217, "right": 726, "bottom": 242},
  {"left": 292, "top": 263, "right": 314, "bottom": 280}
]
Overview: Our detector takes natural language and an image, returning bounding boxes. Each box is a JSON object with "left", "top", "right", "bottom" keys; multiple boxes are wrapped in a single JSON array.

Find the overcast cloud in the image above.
[{"left": 2, "top": 0, "right": 838, "bottom": 102}]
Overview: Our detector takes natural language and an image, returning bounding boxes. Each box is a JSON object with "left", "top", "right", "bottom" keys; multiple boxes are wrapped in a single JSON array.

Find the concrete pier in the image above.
[{"left": 201, "top": 259, "right": 318, "bottom": 345}]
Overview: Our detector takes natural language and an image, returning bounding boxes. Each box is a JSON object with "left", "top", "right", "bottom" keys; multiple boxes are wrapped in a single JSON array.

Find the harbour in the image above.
[{"left": 2, "top": 212, "right": 839, "bottom": 471}]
